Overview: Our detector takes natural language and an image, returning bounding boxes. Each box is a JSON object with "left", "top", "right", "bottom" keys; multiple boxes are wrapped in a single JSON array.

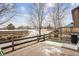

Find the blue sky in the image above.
[
  {"left": 0, "top": 3, "right": 79, "bottom": 28},
  {"left": 15, "top": 3, "right": 32, "bottom": 14}
]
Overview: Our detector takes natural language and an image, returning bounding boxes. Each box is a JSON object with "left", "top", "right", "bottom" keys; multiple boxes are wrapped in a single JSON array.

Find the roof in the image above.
[
  {"left": 64, "top": 23, "right": 74, "bottom": 28},
  {"left": 72, "top": 6, "right": 79, "bottom": 12}
]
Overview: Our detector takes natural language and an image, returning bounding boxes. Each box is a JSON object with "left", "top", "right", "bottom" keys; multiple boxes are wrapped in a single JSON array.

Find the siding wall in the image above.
[{"left": 72, "top": 7, "right": 79, "bottom": 26}]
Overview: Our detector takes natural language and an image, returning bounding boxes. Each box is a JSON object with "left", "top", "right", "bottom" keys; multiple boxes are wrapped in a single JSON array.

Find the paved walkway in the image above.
[{"left": 5, "top": 41, "right": 79, "bottom": 56}]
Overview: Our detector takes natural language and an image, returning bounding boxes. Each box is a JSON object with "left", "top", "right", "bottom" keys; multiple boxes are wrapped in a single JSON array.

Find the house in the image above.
[
  {"left": 61, "top": 6, "right": 79, "bottom": 33},
  {"left": 72, "top": 6, "right": 79, "bottom": 27}
]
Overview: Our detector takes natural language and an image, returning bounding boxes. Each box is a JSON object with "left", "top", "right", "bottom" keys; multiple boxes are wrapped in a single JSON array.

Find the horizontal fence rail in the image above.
[{"left": 0, "top": 32, "right": 52, "bottom": 54}]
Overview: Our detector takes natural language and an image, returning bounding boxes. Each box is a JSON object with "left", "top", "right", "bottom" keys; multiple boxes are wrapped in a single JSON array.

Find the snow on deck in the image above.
[{"left": 5, "top": 41, "right": 79, "bottom": 56}]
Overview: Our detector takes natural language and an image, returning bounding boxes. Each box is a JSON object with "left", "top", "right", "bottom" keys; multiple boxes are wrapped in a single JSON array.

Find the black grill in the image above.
[{"left": 71, "top": 35, "right": 78, "bottom": 44}]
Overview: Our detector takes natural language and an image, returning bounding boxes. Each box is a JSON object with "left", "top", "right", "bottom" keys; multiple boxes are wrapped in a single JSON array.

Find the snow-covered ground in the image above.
[{"left": 28, "top": 29, "right": 52, "bottom": 37}]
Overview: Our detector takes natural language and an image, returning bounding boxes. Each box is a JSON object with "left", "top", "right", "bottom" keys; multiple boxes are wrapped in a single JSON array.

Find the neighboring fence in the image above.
[{"left": 0, "top": 32, "right": 52, "bottom": 54}]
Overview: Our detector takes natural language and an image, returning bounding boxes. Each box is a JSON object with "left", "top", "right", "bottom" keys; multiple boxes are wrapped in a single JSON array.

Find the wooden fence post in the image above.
[
  {"left": 37, "top": 35, "right": 40, "bottom": 42},
  {"left": 48, "top": 33, "right": 51, "bottom": 40},
  {"left": 43, "top": 34, "right": 45, "bottom": 41},
  {"left": 11, "top": 37, "right": 14, "bottom": 51}
]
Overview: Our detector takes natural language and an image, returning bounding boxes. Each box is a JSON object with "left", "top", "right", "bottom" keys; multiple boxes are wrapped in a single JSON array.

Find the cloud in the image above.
[
  {"left": 71, "top": 3, "right": 76, "bottom": 6},
  {"left": 46, "top": 3, "right": 55, "bottom": 7},
  {"left": 20, "top": 6, "right": 25, "bottom": 11},
  {"left": 0, "top": 17, "right": 6, "bottom": 21}
]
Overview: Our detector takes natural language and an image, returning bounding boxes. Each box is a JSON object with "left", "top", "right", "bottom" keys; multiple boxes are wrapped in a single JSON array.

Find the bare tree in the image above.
[
  {"left": 29, "top": 3, "right": 46, "bottom": 35},
  {"left": 49, "top": 3, "right": 71, "bottom": 39},
  {"left": 0, "top": 3, "right": 16, "bottom": 25}
]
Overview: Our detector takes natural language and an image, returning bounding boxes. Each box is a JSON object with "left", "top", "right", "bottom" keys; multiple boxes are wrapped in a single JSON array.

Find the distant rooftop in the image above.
[
  {"left": 64, "top": 22, "right": 74, "bottom": 27},
  {"left": 64, "top": 22, "right": 79, "bottom": 28}
]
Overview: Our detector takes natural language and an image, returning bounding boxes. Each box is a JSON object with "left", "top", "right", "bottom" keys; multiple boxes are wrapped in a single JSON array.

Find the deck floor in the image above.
[{"left": 5, "top": 41, "right": 79, "bottom": 56}]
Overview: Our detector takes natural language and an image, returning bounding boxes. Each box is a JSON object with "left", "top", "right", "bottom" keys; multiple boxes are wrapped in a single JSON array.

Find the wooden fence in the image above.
[{"left": 0, "top": 32, "right": 52, "bottom": 54}]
